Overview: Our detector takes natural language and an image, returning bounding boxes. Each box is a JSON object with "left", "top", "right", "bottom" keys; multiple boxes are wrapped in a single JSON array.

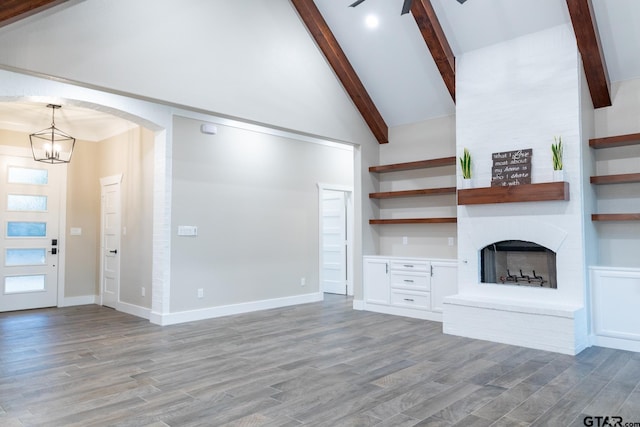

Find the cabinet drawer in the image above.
[
  {"left": 390, "top": 261, "right": 429, "bottom": 272},
  {"left": 390, "top": 272, "right": 430, "bottom": 291},
  {"left": 390, "top": 290, "right": 430, "bottom": 310}
]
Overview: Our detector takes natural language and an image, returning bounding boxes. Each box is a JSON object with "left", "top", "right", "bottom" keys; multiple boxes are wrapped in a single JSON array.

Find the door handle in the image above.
[{"left": 109, "top": 249, "right": 118, "bottom": 254}]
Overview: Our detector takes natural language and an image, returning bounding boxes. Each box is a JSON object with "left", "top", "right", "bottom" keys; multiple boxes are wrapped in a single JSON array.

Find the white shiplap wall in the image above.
[{"left": 444, "top": 24, "right": 590, "bottom": 355}]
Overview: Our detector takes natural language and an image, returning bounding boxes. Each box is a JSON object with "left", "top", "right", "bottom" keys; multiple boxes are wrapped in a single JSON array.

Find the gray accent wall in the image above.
[
  {"left": 378, "top": 116, "right": 457, "bottom": 259},
  {"left": 593, "top": 79, "right": 640, "bottom": 268},
  {"left": 170, "top": 116, "right": 354, "bottom": 312}
]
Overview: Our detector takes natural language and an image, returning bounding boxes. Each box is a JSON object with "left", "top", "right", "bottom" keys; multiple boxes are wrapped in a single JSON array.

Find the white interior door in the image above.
[
  {"left": 100, "top": 175, "right": 122, "bottom": 309},
  {"left": 1, "top": 155, "right": 62, "bottom": 312},
  {"left": 321, "top": 189, "right": 348, "bottom": 295}
]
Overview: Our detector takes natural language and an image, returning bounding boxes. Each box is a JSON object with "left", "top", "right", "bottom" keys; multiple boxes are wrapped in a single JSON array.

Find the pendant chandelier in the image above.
[{"left": 29, "top": 104, "right": 76, "bottom": 164}]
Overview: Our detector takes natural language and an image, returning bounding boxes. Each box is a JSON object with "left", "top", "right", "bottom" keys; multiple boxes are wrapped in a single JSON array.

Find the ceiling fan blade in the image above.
[
  {"left": 349, "top": 0, "right": 367, "bottom": 7},
  {"left": 401, "top": 0, "right": 412, "bottom": 15}
]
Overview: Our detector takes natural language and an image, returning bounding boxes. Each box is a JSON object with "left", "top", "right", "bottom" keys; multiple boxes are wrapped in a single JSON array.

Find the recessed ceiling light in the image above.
[{"left": 365, "top": 14, "right": 379, "bottom": 29}]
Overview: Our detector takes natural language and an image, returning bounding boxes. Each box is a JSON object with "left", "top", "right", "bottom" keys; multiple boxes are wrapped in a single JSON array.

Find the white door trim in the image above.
[
  {"left": 0, "top": 145, "right": 68, "bottom": 308},
  {"left": 317, "top": 183, "right": 354, "bottom": 296},
  {"left": 99, "top": 173, "right": 123, "bottom": 307}
]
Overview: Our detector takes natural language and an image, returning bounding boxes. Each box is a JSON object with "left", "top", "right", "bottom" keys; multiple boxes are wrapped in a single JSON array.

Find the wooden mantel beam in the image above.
[
  {"left": 410, "top": 0, "right": 456, "bottom": 102},
  {"left": 0, "top": 0, "right": 69, "bottom": 28},
  {"left": 290, "top": 0, "right": 389, "bottom": 144},
  {"left": 566, "top": 0, "right": 611, "bottom": 108}
]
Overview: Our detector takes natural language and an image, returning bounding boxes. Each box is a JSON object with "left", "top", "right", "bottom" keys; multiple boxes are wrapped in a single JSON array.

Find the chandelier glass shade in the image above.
[{"left": 29, "top": 104, "right": 76, "bottom": 164}]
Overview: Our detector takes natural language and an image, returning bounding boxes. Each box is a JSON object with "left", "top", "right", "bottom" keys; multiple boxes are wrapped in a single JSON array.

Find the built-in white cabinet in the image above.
[
  {"left": 590, "top": 267, "right": 640, "bottom": 352},
  {"left": 363, "top": 256, "right": 457, "bottom": 321},
  {"left": 431, "top": 261, "right": 458, "bottom": 313},
  {"left": 364, "top": 257, "right": 391, "bottom": 305}
]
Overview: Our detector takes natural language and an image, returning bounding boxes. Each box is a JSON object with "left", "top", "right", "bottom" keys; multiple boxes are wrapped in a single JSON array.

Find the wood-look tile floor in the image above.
[{"left": 1, "top": 295, "right": 639, "bottom": 427}]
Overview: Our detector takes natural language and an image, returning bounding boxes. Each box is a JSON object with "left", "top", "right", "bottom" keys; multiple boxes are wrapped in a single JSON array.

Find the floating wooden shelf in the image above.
[
  {"left": 589, "top": 133, "right": 640, "bottom": 149},
  {"left": 590, "top": 134, "right": 640, "bottom": 221},
  {"left": 369, "top": 218, "right": 457, "bottom": 225},
  {"left": 457, "top": 182, "right": 570, "bottom": 205},
  {"left": 369, "top": 187, "right": 457, "bottom": 199},
  {"left": 592, "top": 213, "right": 640, "bottom": 221},
  {"left": 369, "top": 156, "right": 456, "bottom": 173},
  {"left": 590, "top": 173, "right": 640, "bottom": 185}
]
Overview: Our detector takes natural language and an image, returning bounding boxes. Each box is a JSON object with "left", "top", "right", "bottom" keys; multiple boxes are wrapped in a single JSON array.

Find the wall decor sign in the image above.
[{"left": 491, "top": 149, "right": 532, "bottom": 186}]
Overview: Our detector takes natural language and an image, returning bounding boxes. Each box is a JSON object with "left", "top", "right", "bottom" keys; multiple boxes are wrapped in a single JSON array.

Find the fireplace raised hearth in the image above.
[{"left": 481, "top": 240, "right": 557, "bottom": 289}]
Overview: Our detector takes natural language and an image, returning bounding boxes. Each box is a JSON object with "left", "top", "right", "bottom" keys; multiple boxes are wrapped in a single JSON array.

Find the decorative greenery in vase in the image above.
[
  {"left": 551, "top": 136, "right": 563, "bottom": 171},
  {"left": 459, "top": 148, "right": 472, "bottom": 179}
]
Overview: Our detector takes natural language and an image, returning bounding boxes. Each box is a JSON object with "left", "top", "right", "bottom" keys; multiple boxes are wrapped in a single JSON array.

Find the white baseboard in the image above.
[
  {"left": 117, "top": 301, "right": 151, "bottom": 320},
  {"left": 591, "top": 335, "right": 640, "bottom": 353},
  {"left": 61, "top": 295, "right": 98, "bottom": 307},
  {"left": 151, "top": 292, "right": 324, "bottom": 326},
  {"left": 352, "top": 299, "right": 364, "bottom": 310},
  {"left": 364, "top": 302, "right": 443, "bottom": 322}
]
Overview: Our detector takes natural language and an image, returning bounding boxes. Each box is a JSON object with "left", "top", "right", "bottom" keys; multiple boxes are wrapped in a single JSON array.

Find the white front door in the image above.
[
  {"left": 100, "top": 175, "right": 122, "bottom": 309},
  {"left": 0, "top": 155, "right": 62, "bottom": 312},
  {"left": 321, "top": 189, "right": 348, "bottom": 295}
]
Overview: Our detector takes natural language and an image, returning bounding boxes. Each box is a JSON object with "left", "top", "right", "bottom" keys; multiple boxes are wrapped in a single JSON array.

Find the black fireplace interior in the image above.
[{"left": 481, "top": 240, "right": 557, "bottom": 288}]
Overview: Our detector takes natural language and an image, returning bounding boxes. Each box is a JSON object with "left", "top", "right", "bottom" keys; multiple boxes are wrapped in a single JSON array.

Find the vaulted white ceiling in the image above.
[
  {"left": 0, "top": 0, "right": 639, "bottom": 136},
  {"left": 315, "top": 0, "right": 640, "bottom": 127}
]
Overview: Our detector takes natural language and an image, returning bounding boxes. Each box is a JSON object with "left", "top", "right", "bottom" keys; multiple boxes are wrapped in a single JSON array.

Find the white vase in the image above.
[
  {"left": 462, "top": 178, "right": 472, "bottom": 189},
  {"left": 553, "top": 169, "right": 565, "bottom": 182}
]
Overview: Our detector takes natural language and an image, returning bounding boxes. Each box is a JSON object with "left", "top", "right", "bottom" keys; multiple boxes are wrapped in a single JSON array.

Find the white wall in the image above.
[
  {"left": 376, "top": 116, "right": 457, "bottom": 258},
  {"left": 170, "top": 116, "right": 353, "bottom": 312},
  {"left": 579, "top": 68, "right": 597, "bottom": 276},
  {"left": 456, "top": 24, "right": 587, "bottom": 307}
]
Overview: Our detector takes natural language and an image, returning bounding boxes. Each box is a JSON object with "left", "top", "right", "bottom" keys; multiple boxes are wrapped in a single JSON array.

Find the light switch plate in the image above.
[{"left": 177, "top": 225, "right": 198, "bottom": 236}]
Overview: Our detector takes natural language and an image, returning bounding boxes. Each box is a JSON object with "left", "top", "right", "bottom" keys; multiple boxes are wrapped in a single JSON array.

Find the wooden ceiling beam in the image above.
[
  {"left": 291, "top": 0, "right": 389, "bottom": 144},
  {"left": 0, "top": 0, "right": 69, "bottom": 28},
  {"left": 410, "top": 0, "right": 456, "bottom": 102},
  {"left": 566, "top": 0, "right": 611, "bottom": 108}
]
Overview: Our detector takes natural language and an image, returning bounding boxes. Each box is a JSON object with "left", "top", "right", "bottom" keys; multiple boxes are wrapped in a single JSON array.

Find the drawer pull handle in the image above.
[
  {"left": 404, "top": 279, "right": 414, "bottom": 283},
  {"left": 403, "top": 264, "right": 414, "bottom": 268},
  {"left": 404, "top": 298, "right": 415, "bottom": 302}
]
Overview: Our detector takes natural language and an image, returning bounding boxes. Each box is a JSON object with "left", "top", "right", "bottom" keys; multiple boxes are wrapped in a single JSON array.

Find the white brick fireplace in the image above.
[{"left": 443, "top": 24, "right": 592, "bottom": 355}]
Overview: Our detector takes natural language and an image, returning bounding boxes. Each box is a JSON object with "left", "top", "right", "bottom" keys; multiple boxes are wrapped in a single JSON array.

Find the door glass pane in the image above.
[
  {"left": 7, "top": 167, "right": 48, "bottom": 185},
  {"left": 7, "top": 222, "right": 47, "bottom": 237},
  {"left": 5, "top": 275, "right": 46, "bottom": 294},
  {"left": 5, "top": 248, "right": 47, "bottom": 266},
  {"left": 7, "top": 194, "right": 47, "bottom": 211}
]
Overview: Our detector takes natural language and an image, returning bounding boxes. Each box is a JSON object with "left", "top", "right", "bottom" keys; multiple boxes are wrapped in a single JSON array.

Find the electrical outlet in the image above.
[
  {"left": 300, "top": 277, "right": 306, "bottom": 286},
  {"left": 402, "top": 236, "right": 408, "bottom": 245},
  {"left": 197, "top": 288, "right": 204, "bottom": 298},
  {"left": 141, "top": 287, "right": 145, "bottom": 297},
  {"left": 448, "top": 237, "right": 455, "bottom": 246}
]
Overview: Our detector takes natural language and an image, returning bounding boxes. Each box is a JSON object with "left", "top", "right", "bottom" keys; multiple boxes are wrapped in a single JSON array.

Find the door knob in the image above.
[{"left": 109, "top": 249, "right": 118, "bottom": 254}]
